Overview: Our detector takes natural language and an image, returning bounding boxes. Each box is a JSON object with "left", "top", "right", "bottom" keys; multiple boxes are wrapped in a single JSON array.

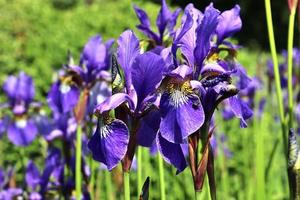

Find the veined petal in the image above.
[
  {"left": 117, "top": 30, "right": 140, "bottom": 92},
  {"left": 87, "top": 119, "right": 129, "bottom": 170},
  {"left": 132, "top": 52, "right": 164, "bottom": 107},
  {"left": 159, "top": 90, "right": 204, "bottom": 143},
  {"left": 194, "top": 4, "right": 220, "bottom": 75},
  {"left": 7, "top": 119, "right": 38, "bottom": 146},
  {"left": 94, "top": 93, "right": 135, "bottom": 114},
  {"left": 228, "top": 96, "right": 253, "bottom": 128},
  {"left": 216, "top": 5, "right": 242, "bottom": 44},
  {"left": 157, "top": 132, "right": 187, "bottom": 173}
]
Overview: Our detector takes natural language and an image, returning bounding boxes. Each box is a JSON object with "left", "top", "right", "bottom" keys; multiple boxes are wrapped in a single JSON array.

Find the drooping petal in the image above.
[
  {"left": 47, "top": 81, "right": 80, "bottom": 115},
  {"left": 167, "top": 8, "right": 181, "bottom": 36},
  {"left": 133, "top": 5, "right": 151, "bottom": 28},
  {"left": 228, "top": 96, "right": 253, "bottom": 128},
  {"left": 216, "top": 5, "right": 242, "bottom": 44},
  {"left": 194, "top": 4, "right": 220, "bottom": 75},
  {"left": 117, "top": 30, "right": 140, "bottom": 92},
  {"left": 132, "top": 52, "right": 164, "bottom": 107},
  {"left": 156, "top": 132, "right": 187, "bottom": 173},
  {"left": 138, "top": 111, "right": 160, "bottom": 147},
  {"left": 94, "top": 93, "right": 135, "bottom": 114},
  {"left": 7, "top": 119, "right": 38, "bottom": 146},
  {"left": 26, "top": 161, "right": 40, "bottom": 191},
  {"left": 88, "top": 119, "right": 129, "bottom": 170},
  {"left": 159, "top": 92, "right": 204, "bottom": 143}
]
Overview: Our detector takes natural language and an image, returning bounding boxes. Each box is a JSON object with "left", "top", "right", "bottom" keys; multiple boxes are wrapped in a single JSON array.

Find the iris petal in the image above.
[{"left": 88, "top": 119, "right": 129, "bottom": 170}]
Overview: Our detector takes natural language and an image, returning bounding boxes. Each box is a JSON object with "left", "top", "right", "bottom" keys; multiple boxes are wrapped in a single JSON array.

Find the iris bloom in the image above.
[
  {"left": 88, "top": 30, "right": 165, "bottom": 171},
  {"left": 0, "top": 72, "right": 38, "bottom": 146},
  {"left": 134, "top": 0, "right": 181, "bottom": 46}
]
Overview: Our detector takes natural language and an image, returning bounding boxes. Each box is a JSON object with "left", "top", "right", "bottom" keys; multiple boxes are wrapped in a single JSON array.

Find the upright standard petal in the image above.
[
  {"left": 157, "top": 132, "right": 187, "bottom": 173},
  {"left": 132, "top": 52, "right": 164, "bottom": 107},
  {"left": 159, "top": 88, "right": 204, "bottom": 143},
  {"left": 117, "top": 30, "right": 140, "bottom": 92},
  {"left": 80, "top": 35, "right": 107, "bottom": 71},
  {"left": 216, "top": 5, "right": 242, "bottom": 44},
  {"left": 88, "top": 119, "right": 129, "bottom": 170},
  {"left": 156, "top": 0, "right": 172, "bottom": 39},
  {"left": 26, "top": 161, "right": 40, "bottom": 191},
  {"left": 194, "top": 4, "right": 220, "bottom": 75},
  {"left": 7, "top": 119, "right": 38, "bottom": 146}
]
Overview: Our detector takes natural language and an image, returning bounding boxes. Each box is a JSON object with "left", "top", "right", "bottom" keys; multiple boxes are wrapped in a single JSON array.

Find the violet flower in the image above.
[
  {"left": 1, "top": 72, "right": 38, "bottom": 146},
  {"left": 134, "top": 0, "right": 181, "bottom": 46},
  {"left": 88, "top": 30, "right": 165, "bottom": 171}
]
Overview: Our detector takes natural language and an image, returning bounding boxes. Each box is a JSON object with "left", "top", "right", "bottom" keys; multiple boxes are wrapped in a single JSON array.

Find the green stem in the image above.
[
  {"left": 123, "top": 171, "right": 130, "bottom": 200},
  {"left": 287, "top": 5, "right": 298, "bottom": 128},
  {"left": 76, "top": 125, "right": 82, "bottom": 200},
  {"left": 157, "top": 154, "right": 166, "bottom": 200},
  {"left": 264, "top": 0, "right": 287, "bottom": 155},
  {"left": 195, "top": 190, "right": 201, "bottom": 200},
  {"left": 255, "top": 118, "right": 266, "bottom": 200},
  {"left": 137, "top": 147, "right": 142, "bottom": 198},
  {"left": 105, "top": 170, "right": 112, "bottom": 199},
  {"left": 89, "top": 159, "right": 96, "bottom": 199}
]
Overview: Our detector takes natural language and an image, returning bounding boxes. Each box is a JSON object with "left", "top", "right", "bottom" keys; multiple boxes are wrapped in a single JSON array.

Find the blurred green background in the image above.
[{"left": 0, "top": 0, "right": 295, "bottom": 199}]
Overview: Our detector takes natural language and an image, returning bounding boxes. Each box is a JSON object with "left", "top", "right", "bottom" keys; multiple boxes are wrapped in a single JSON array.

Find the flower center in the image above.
[
  {"left": 60, "top": 83, "right": 71, "bottom": 94},
  {"left": 16, "top": 118, "right": 27, "bottom": 128},
  {"left": 167, "top": 80, "right": 192, "bottom": 108}
]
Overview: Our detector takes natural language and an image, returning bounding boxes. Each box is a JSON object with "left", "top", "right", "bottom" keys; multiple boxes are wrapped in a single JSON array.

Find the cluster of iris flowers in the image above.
[{"left": 0, "top": 1, "right": 256, "bottom": 199}]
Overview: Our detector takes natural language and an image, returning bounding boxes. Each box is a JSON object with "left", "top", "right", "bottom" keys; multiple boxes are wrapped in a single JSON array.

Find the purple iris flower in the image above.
[
  {"left": 1, "top": 72, "right": 38, "bottom": 146},
  {"left": 88, "top": 30, "right": 166, "bottom": 171},
  {"left": 0, "top": 167, "right": 23, "bottom": 199},
  {"left": 26, "top": 161, "right": 42, "bottom": 200},
  {"left": 47, "top": 35, "right": 113, "bottom": 118},
  {"left": 134, "top": 0, "right": 181, "bottom": 46}
]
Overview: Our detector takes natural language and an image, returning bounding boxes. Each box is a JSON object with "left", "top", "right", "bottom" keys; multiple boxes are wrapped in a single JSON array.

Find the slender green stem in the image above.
[
  {"left": 137, "top": 147, "right": 142, "bottom": 198},
  {"left": 157, "top": 154, "right": 166, "bottom": 200},
  {"left": 287, "top": 5, "right": 298, "bottom": 128},
  {"left": 76, "top": 125, "right": 82, "bottom": 200},
  {"left": 255, "top": 118, "right": 266, "bottom": 200},
  {"left": 89, "top": 159, "right": 96, "bottom": 199},
  {"left": 195, "top": 190, "right": 201, "bottom": 200},
  {"left": 123, "top": 171, "right": 130, "bottom": 200},
  {"left": 105, "top": 170, "right": 112, "bottom": 199},
  {"left": 264, "top": 0, "right": 287, "bottom": 155}
]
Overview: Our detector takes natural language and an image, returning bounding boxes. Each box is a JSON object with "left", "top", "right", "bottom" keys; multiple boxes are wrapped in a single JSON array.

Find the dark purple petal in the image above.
[
  {"left": 7, "top": 119, "right": 38, "bottom": 146},
  {"left": 159, "top": 92, "right": 204, "bottom": 143},
  {"left": 133, "top": 5, "right": 151, "bottom": 28},
  {"left": 229, "top": 96, "right": 253, "bottom": 128},
  {"left": 216, "top": 5, "right": 242, "bottom": 44},
  {"left": 88, "top": 119, "right": 129, "bottom": 170},
  {"left": 138, "top": 111, "right": 160, "bottom": 147},
  {"left": 156, "top": 0, "right": 172, "bottom": 39},
  {"left": 80, "top": 35, "right": 107, "bottom": 71},
  {"left": 95, "top": 93, "right": 135, "bottom": 114},
  {"left": 167, "top": 8, "right": 181, "bottom": 36},
  {"left": 0, "top": 116, "right": 9, "bottom": 138},
  {"left": 117, "top": 30, "right": 140, "bottom": 92},
  {"left": 47, "top": 81, "right": 80, "bottom": 114},
  {"left": 194, "top": 4, "right": 220, "bottom": 75},
  {"left": 26, "top": 161, "right": 40, "bottom": 190},
  {"left": 156, "top": 132, "right": 187, "bottom": 173},
  {"left": 132, "top": 52, "right": 164, "bottom": 107}
]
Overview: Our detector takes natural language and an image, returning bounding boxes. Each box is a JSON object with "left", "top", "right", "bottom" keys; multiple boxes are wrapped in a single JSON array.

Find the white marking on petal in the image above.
[
  {"left": 169, "top": 90, "right": 189, "bottom": 108},
  {"left": 59, "top": 83, "right": 71, "bottom": 94},
  {"left": 16, "top": 119, "right": 27, "bottom": 128},
  {"left": 100, "top": 125, "right": 111, "bottom": 138}
]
